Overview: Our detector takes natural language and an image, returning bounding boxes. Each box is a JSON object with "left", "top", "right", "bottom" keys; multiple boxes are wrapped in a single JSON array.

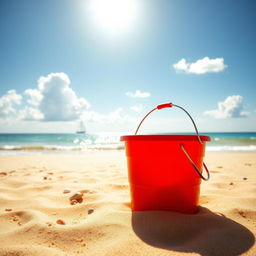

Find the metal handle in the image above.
[
  {"left": 135, "top": 102, "right": 210, "bottom": 181},
  {"left": 180, "top": 143, "right": 210, "bottom": 181},
  {"left": 135, "top": 102, "right": 203, "bottom": 144}
]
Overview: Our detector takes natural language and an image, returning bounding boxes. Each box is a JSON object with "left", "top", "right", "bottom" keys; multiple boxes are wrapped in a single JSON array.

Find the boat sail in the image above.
[{"left": 76, "top": 120, "right": 86, "bottom": 134}]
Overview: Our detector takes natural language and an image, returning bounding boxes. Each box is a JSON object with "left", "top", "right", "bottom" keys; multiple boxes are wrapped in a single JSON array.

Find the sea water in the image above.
[
  {"left": 0, "top": 132, "right": 256, "bottom": 154},
  {"left": 0, "top": 133, "right": 123, "bottom": 155}
]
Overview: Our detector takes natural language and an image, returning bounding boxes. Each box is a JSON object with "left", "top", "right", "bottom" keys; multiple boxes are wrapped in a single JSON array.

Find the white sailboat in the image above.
[{"left": 76, "top": 120, "right": 86, "bottom": 134}]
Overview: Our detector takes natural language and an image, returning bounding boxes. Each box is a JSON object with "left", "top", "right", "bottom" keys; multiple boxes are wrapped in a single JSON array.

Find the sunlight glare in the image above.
[{"left": 89, "top": 0, "right": 138, "bottom": 35}]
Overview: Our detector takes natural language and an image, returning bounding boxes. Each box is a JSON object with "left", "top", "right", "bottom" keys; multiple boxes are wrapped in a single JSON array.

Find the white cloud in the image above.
[
  {"left": 130, "top": 104, "right": 144, "bottom": 112},
  {"left": 126, "top": 90, "right": 150, "bottom": 98},
  {"left": 204, "top": 95, "right": 249, "bottom": 119},
  {"left": 19, "top": 107, "right": 44, "bottom": 121},
  {"left": 0, "top": 90, "right": 22, "bottom": 117},
  {"left": 81, "top": 107, "right": 133, "bottom": 124},
  {"left": 173, "top": 57, "right": 227, "bottom": 74},
  {"left": 173, "top": 58, "right": 189, "bottom": 72},
  {"left": 24, "top": 89, "right": 43, "bottom": 106},
  {"left": 23, "top": 72, "right": 90, "bottom": 121}
]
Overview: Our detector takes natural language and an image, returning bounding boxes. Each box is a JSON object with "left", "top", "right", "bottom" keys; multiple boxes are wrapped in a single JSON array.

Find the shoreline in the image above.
[
  {"left": 0, "top": 132, "right": 256, "bottom": 155},
  {"left": 1, "top": 148, "right": 256, "bottom": 156}
]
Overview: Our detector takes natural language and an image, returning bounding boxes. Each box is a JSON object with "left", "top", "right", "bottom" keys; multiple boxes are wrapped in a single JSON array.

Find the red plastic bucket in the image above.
[{"left": 121, "top": 103, "right": 211, "bottom": 214}]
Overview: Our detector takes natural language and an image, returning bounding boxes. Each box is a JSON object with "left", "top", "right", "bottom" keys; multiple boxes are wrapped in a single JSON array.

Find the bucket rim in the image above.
[{"left": 120, "top": 135, "right": 211, "bottom": 142}]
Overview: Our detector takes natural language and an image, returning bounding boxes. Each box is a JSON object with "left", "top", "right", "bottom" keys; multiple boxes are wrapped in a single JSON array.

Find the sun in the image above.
[{"left": 88, "top": 0, "right": 138, "bottom": 35}]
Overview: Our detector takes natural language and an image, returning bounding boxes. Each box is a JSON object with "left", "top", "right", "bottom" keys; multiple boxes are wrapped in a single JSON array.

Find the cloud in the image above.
[
  {"left": 173, "top": 57, "right": 227, "bottom": 74},
  {"left": 23, "top": 72, "right": 90, "bottom": 121},
  {"left": 24, "top": 89, "right": 43, "bottom": 106},
  {"left": 126, "top": 90, "right": 150, "bottom": 98},
  {"left": 19, "top": 107, "right": 44, "bottom": 121},
  {"left": 81, "top": 107, "right": 133, "bottom": 124},
  {"left": 0, "top": 90, "right": 22, "bottom": 117},
  {"left": 130, "top": 104, "right": 144, "bottom": 112},
  {"left": 204, "top": 95, "right": 249, "bottom": 119}
]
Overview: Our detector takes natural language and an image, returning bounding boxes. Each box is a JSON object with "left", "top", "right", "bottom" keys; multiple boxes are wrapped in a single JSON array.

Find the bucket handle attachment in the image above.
[{"left": 135, "top": 102, "right": 210, "bottom": 181}]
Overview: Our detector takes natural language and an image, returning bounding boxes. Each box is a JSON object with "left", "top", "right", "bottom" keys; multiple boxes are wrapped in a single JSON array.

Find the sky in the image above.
[{"left": 0, "top": 0, "right": 255, "bottom": 134}]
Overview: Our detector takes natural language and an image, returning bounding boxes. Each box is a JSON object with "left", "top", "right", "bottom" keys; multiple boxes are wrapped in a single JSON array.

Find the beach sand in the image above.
[{"left": 0, "top": 151, "right": 255, "bottom": 256}]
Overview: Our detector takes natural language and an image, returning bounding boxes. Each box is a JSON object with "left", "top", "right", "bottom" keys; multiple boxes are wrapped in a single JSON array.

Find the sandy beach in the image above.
[{"left": 0, "top": 151, "right": 255, "bottom": 256}]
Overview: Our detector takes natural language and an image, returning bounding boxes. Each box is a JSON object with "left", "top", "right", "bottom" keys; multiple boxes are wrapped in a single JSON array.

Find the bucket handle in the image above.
[
  {"left": 135, "top": 102, "right": 210, "bottom": 181},
  {"left": 181, "top": 144, "right": 210, "bottom": 180},
  {"left": 135, "top": 102, "right": 203, "bottom": 144}
]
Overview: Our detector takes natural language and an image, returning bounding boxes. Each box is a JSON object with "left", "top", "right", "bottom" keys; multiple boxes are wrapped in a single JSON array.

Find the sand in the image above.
[{"left": 0, "top": 151, "right": 255, "bottom": 256}]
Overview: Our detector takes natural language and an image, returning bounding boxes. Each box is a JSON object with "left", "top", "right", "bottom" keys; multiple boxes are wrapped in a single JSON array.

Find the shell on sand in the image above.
[
  {"left": 69, "top": 192, "right": 83, "bottom": 200},
  {"left": 63, "top": 188, "right": 71, "bottom": 194}
]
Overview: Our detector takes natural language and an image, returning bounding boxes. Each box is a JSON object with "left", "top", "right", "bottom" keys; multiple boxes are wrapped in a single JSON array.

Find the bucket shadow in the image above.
[{"left": 132, "top": 207, "right": 255, "bottom": 256}]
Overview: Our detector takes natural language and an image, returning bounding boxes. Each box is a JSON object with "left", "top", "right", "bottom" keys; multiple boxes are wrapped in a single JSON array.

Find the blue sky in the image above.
[{"left": 0, "top": 0, "right": 255, "bottom": 133}]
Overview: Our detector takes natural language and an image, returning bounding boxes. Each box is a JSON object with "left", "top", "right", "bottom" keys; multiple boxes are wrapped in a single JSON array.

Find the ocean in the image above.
[{"left": 0, "top": 132, "right": 256, "bottom": 155}]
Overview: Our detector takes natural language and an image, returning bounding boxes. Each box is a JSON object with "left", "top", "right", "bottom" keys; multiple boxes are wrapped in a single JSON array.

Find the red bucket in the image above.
[{"left": 121, "top": 103, "right": 211, "bottom": 214}]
